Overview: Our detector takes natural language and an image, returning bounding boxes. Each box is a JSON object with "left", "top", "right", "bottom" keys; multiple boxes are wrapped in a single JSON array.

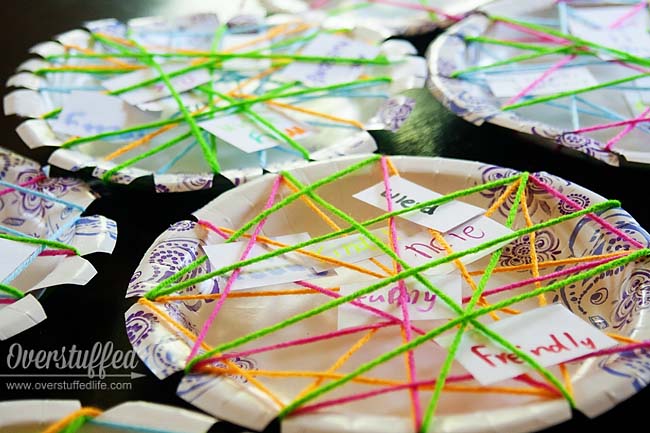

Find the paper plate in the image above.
[
  {"left": 124, "top": 153, "right": 650, "bottom": 433},
  {"left": 3, "top": 10, "right": 427, "bottom": 193},
  {"left": 261, "top": 0, "right": 495, "bottom": 38},
  {"left": 0, "top": 147, "right": 117, "bottom": 340},
  {"left": 427, "top": 0, "right": 650, "bottom": 167},
  {"left": 0, "top": 399, "right": 217, "bottom": 433}
]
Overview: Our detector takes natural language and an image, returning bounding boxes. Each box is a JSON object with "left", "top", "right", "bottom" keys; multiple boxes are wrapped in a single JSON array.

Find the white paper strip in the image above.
[
  {"left": 353, "top": 176, "right": 484, "bottom": 232},
  {"left": 280, "top": 33, "right": 381, "bottom": 87},
  {"left": 338, "top": 273, "right": 461, "bottom": 328},
  {"left": 102, "top": 64, "right": 212, "bottom": 106},
  {"left": 439, "top": 304, "right": 617, "bottom": 385}
]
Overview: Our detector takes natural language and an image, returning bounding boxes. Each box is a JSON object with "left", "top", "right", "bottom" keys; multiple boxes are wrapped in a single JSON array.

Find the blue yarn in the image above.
[
  {"left": 0, "top": 180, "right": 85, "bottom": 211},
  {"left": 156, "top": 139, "right": 198, "bottom": 174}
]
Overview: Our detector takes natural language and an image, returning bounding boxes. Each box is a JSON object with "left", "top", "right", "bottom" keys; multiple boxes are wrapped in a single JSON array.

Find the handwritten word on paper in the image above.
[
  {"left": 198, "top": 108, "right": 312, "bottom": 153},
  {"left": 280, "top": 33, "right": 381, "bottom": 87},
  {"left": 304, "top": 228, "right": 390, "bottom": 271},
  {"left": 338, "top": 273, "right": 461, "bottom": 328},
  {"left": 439, "top": 304, "right": 616, "bottom": 385},
  {"left": 400, "top": 215, "right": 513, "bottom": 274},
  {"left": 567, "top": 6, "right": 650, "bottom": 58},
  {"left": 203, "top": 233, "right": 329, "bottom": 291},
  {"left": 353, "top": 176, "right": 484, "bottom": 232},
  {"left": 484, "top": 67, "right": 599, "bottom": 98},
  {"left": 102, "top": 64, "right": 211, "bottom": 106},
  {"left": 0, "top": 239, "right": 39, "bottom": 284},
  {"left": 48, "top": 91, "right": 157, "bottom": 137}
]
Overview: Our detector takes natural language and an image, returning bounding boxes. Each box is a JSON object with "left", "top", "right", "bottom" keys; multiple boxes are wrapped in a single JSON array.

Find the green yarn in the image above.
[
  {"left": 464, "top": 35, "right": 558, "bottom": 52},
  {"left": 450, "top": 45, "right": 580, "bottom": 78},
  {"left": 491, "top": 15, "right": 650, "bottom": 68},
  {"left": 44, "top": 51, "right": 392, "bottom": 66},
  {"left": 143, "top": 171, "right": 596, "bottom": 300},
  {"left": 127, "top": 37, "right": 220, "bottom": 173},
  {"left": 211, "top": 90, "right": 310, "bottom": 160},
  {"left": 502, "top": 72, "right": 650, "bottom": 111},
  {"left": 148, "top": 256, "right": 209, "bottom": 298},
  {"left": 183, "top": 198, "right": 620, "bottom": 371},
  {"left": 0, "top": 283, "right": 25, "bottom": 299},
  {"left": 101, "top": 131, "right": 193, "bottom": 182},
  {"left": 421, "top": 172, "right": 528, "bottom": 431},
  {"left": 133, "top": 154, "right": 640, "bottom": 420},
  {"left": 0, "top": 233, "right": 79, "bottom": 255},
  {"left": 59, "top": 415, "right": 91, "bottom": 433},
  {"left": 277, "top": 248, "right": 649, "bottom": 419},
  {"left": 60, "top": 77, "right": 391, "bottom": 150}
]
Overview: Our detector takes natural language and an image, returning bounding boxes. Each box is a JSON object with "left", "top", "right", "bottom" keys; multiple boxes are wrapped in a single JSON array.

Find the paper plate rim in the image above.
[{"left": 0, "top": 399, "right": 218, "bottom": 432}]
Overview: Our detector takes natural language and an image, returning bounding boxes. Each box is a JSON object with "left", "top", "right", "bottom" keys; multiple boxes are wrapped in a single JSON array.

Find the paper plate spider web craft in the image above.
[
  {"left": 3, "top": 11, "right": 426, "bottom": 193},
  {"left": 0, "top": 147, "right": 116, "bottom": 340},
  {"left": 427, "top": 0, "right": 650, "bottom": 167},
  {"left": 260, "top": 0, "right": 495, "bottom": 38},
  {"left": 125, "top": 153, "right": 650, "bottom": 433},
  {"left": 0, "top": 400, "right": 218, "bottom": 433}
]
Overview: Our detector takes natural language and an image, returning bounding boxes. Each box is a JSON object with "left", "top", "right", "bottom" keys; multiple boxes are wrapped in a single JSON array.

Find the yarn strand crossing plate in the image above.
[
  {"left": 0, "top": 147, "right": 117, "bottom": 340},
  {"left": 4, "top": 10, "right": 427, "bottom": 192},
  {"left": 126, "top": 153, "right": 650, "bottom": 433},
  {"left": 427, "top": 0, "right": 650, "bottom": 167}
]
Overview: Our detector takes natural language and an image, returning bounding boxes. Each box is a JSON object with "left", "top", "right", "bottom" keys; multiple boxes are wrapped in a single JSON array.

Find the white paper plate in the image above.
[
  {"left": 427, "top": 0, "right": 650, "bottom": 167},
  {"left": 261, "top": 0, "right": 495, "bottom": 37},
  {"left": 0, "top": 400, "right": 217, "bottom": 433},
  {"left": 3, "top": 10, "right": 427, "bottom": 193},
  {"left": 125, "top": 153, "right": 650, "bottom": 433},
  {"left": 0, "top": 147, "right": 117, "bottom": 340}
]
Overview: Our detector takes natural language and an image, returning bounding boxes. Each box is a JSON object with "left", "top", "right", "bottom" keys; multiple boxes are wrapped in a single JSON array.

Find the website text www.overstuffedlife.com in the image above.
[{"left": 1, "top": 341, "right": 143, "bottom": 395}]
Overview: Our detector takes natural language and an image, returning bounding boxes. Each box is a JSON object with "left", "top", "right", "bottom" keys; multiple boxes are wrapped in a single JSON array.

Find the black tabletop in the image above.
[{"left": 0, "top": 1, "right": 648, "bottom": 432}]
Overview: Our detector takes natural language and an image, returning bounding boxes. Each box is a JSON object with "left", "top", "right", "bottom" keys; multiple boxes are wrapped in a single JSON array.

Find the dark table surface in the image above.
[{"left": 0, "top": 1, "right": 648, "bottom": 432}]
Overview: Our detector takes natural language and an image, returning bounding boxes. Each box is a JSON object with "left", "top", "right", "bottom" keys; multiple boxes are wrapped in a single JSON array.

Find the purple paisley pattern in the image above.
[
  {"left": 127, "top": 221, "right": 220, "bottom": 310},
  {"left": 0, "top": 148, "right": 101, "bottom": 240},
  {"left": 154, "top": 174, "right": 214, "bottom": 193},
  {"left": 92, "top": 166, "right": 135, "bottom": 185},
  {"left": 558, "top": 193, "right": 591, "bottom": 215},
  {"left": 555, "top": 209, "right": 650, "bottom": 332},
  {"left": 612, "top": 269, "right": 650, "bottom": 330},
  {"left": 600, "top": 347, "right": 650, "bottom": 391},
  {"left": 478, "top": 166, "right": 558, "bottom": 218},
  {"left": 178, "top": 356, "right": 258, "bottom": 394},
  {"left": 126, "top": 310, "right": 159, "bottom": 347},
  {"left": 555, "top": 133, "right": 615, "bottom": 163},
  {"left": 378, "top": 96, "right": 416, "bottom": 132},
  {"left": 500, "top": 230, "right": 562, "bottom": 267}
]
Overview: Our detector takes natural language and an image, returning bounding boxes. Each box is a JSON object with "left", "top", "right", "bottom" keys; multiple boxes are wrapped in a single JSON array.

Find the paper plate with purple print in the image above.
[
  {"left": 427, "top": 0, "right": 650, "bottom": 167},
  {"left": 125, "top": 153, "right": 650, "bottom": 433},
  {"left": 0, "top": 147, "right": 117, "bottom": 340}
]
